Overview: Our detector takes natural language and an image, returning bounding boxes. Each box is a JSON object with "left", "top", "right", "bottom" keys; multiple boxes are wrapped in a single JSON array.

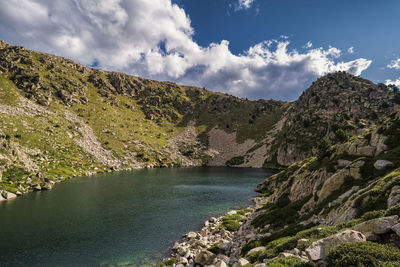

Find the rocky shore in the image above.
[
  {"left": 160, "top": 195, "right": 400, "bottom": 267},
  {"left": 161, "top": 195, "right": 271, "bottom": 267}
]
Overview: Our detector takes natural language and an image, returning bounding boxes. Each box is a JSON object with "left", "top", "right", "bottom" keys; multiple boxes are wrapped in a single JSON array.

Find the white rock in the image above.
[
  {"left": 186, "top": 232, "right": 197, "bottom": 239},
  {"left": 373, "top": 160, "right": 393, "bottom": 170},
  {"left": 215, "top": 260, "right": 227, "bottom": 267},
  {"left": 306, "top": 230, "right": 366, "bottom": 262},
  {"left": 237, "top": 258, "right": 250, "bottom": 266},
  {"left": 179, "top": 257, "right": 188, "bottom": 265},
  {"left": 226, "top": 210, "right": 237, "bottom": 216}
]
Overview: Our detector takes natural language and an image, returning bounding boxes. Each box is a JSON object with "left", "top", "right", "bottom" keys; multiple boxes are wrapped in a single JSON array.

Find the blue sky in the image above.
[
  {"left": 0, "top": 0, "right": 399, "bottom": 100},
  {"left": 177, "top": 0, "right": 400, "bottom": 82}
]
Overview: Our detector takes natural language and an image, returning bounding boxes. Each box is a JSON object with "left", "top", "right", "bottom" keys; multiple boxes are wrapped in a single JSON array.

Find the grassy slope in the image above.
[{"left": 0, "top": 42, "right": 286, "bottom": 194}]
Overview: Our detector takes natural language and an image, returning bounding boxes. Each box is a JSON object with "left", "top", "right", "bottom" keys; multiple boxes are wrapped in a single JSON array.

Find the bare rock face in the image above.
[
  {"left": 354, "top": 216, "right": 399, "bottom": 239},
  {"left": 306, "top": 230, "right": 366, "bottom": 264}
]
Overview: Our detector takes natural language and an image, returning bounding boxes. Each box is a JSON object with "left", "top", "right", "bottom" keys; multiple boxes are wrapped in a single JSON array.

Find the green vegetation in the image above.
[
  {"left": 208, "top": 242, "right": 223, "bottom": 254},
  {"left": 226, "top": 156, "right": 245, "bottom": 166},
  {"left": 267, "top": 256, "right": 311, "bottom": 267},
  {"left": 385, "top": 204, "right": 400, "bottom": 216},
  {"left": 326, "top": 242, "right": 400, "bottom": 266},
  {"left": 219, "top": 214, "right": 246, "bottom": 232},
  {"left": 155, "top": 257, "right": 179, "bottom": 267},
  {"left": 334, "top": 128, "right": 350, "bottom": 143}
]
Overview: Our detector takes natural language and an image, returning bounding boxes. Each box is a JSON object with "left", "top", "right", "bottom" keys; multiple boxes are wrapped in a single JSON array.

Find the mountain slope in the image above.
[{"left": 0, "top": 40, "right": 285, "bottom": 198}]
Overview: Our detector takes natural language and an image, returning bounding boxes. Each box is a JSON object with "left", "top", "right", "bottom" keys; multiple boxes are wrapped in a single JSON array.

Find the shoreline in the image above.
[{"left": 160, "top": 193, "right": 269, "bottom": 267}]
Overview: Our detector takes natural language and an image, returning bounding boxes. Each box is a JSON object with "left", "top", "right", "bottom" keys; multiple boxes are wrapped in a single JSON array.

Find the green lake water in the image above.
[{"left": 0, "top": 167, "right": 274, "bottom": 266}]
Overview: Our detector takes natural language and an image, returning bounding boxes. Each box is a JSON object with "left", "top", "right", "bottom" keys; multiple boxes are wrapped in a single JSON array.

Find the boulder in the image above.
[
  {"left": 215, "top": 260, "right": 228, "bottom": 267},
  {"left": 388, "top": 186, "right": 400, "bottom": 208},
  {"left": 186, "top": 232, "right": 197, "bottom": 239},
  {"left": 0, "top": 194, "right": 5, "bottom": 201},
  {"left": 246, "top": 246, "right": 266, "bottom": 257},
  {"left": 391, "top": 223, "right": 400, "bottom": 237},
  {"left": 237, "top": 258, "right": 250, "bottom": 266},
  {"left": 306, "top": 230, "right": 365, "bottom": 262},
  {"left": 195, "top": 250, "right": 216, "bottom": 266},
  {"left": 354, "top": 216, "right": 399, "bottom": 237},
  {"left": 373, "top": 160, "right": 393, "bottom": 170},
  {"left": 226, "top": 210, "right": 237, "bottom": 216},
  {"left": 2, "top": 191, "right": 17, "bottom": 200},
  {"left": 179, "top": 257, "right": 188, "bottom": 265}
]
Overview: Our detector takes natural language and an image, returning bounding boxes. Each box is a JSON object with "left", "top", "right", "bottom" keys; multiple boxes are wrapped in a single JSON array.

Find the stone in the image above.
[
  {"left": 179, "top": 257, "right": 188, "bottom": 265},
  {"left": 226, "top": 210, "right": 237, "bottom": 216},
  {"left": 373, "top": 160, "right": 393, "bottom": 170},
  {"left": 306, "top": 230, "right": 366, "bottom": 262},
  {"left": 388, "top": 186, "right": 400, "bottom": 208},
  {"left": 194, "top": 250, "right": 216, "bottom": 266},
  {"left": 246, "top": 246, "right": 266, "bottom": 257},
  {"left": 2, "top": 191, "right": 17, "bottom": 200},
  {"left": 215, "top": 260, "right": 227, "bottom": 267},
  {"left": 186, "top": 232, "right": 197, "bottom": 239},
  {"left": 176, "top": 264, "right": 185, "bottom": 267},
  {"left": 32, "top": 184, "right": 41, "bottom": 191},
  {"left": 218, "top": 242, "right": 231, "bottom": 252},
  {"left": 391, "top": 223, "right": 400, "bottom": 237},
  {"left": 0, "top": 194, "right": 5, "bottom": 201},
  {"left": 237, "top": 258, "right": 250, "bottom": 266},
  {"left": 354, "top": 216, "right": 399, "bottom": 235},
  {"left": 278, "top": 252, "right": 296, "bottom": 258}
]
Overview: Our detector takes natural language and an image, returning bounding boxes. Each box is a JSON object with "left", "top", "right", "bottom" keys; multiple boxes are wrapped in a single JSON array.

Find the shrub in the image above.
[
  {"left": 334, "top": 129, "right": 350, "bottom": 143},
  {"left": 267, "top": 256, "right": 311, "bottom": 267},
  {"left": 226, "top": 156, "right": 245, "bottom": 166},
  {"left": 317, "top": 137, "right": 332, "bottom": 158},
  {"left": 326, "top": 242, "right": 400, "bottom": 266},
  {"left": 237, "top": 208, "right": 253, "bottom": 215},
  {"left": 156, "top": 257, "right": 179, "bottom": 267},
  {"left": 219, "top": 220, "right": 240, "bottom": 232},
  {"left": 385, "top": 204, "right": 400, "bottom": 216},
  {"left": 208, "top": 242, "right": 223, "bottom": 254},
  {"left": 360, "top": 210, "right": 385, "bottom": 221}
]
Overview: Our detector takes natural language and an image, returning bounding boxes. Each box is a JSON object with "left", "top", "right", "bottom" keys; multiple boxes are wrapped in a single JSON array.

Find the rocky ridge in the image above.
[{"left": 160, "top": 109, "right": 400, "bottom": 266}]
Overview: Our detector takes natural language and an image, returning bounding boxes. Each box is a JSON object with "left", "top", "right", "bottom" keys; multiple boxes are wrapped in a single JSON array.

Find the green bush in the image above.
[
  {"left": 237, "top": 208, "right": 253, "bottom": 215},
  {"left": 156, "top": 257, "right": 179, "bottom": 267},
  {"left": 326, "top": 242, "right": 400, "bottom": 266},
  {"left": 360, "top": 210, "right": 385, "bottom": 221},
  {"left": 334, "top": 129, "right": 350, "bottom": 143},
  {"left": 219, "top": 220, "right": 241, "bottom": 232},
  {"left": 385, "top": 204, "right": 400, "bottom": 216},
  {"left": 317, "top": 137, "right": 332, "bottom": 158},
  {"left": 267, "top": 256, "right": 311, "bottom": 267},
  {"left": 226, "top": 155, "right": 245, "bottom": 166},
  {"left": 208, "top": 242, "right": 223, "bottom": 254}
]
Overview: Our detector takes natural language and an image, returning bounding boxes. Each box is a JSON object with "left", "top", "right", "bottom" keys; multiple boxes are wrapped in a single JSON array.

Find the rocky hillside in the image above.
[
  {"left": 1, "top": 40, "right": 399, "bottom": 202},
  {"left": 161, "top": 110, "right": 400, "bottom": 266},
  {"left": 0, "top": 40, "right": 285, "bottom": 199}
]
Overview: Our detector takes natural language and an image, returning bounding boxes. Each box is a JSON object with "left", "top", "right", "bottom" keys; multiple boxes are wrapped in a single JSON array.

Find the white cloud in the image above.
[
  {"left": 0, "top": 0, "right": 372, "bottom": 100},
  {"left": 386, "top": 78, "right": 400, "bottom": 87},
  {"left": 348, "top": 46, "right": 354, "bottom": 54},
  {"left": 387, "top": 58, "right": 400, "bottom": 69},
  {"left": 235, "top": 0, "right": 255, "bottom": 11},
  {"left": 305, "top": 41, "right": 313, "bottom": 48}
]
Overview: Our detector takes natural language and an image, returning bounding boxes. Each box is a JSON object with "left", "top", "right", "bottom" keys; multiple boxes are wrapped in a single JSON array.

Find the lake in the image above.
[{"left": 0, "top": 167, "right": 274, "bottom": 266}]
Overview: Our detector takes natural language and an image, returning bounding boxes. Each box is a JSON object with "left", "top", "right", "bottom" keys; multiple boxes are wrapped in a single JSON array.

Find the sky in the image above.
[{"left": 0, "top": 0, "right": 399, "bottom": 101}]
